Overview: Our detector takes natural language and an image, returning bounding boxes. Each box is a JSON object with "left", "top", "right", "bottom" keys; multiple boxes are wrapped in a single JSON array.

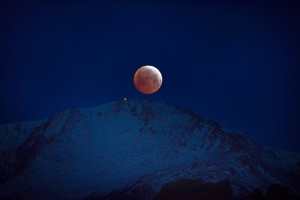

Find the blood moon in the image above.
[{"left": 134, "top": 65, "right": 162, "bottom": 94}]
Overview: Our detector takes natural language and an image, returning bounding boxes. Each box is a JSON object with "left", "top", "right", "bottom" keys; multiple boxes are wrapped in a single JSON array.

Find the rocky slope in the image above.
[{"left": 0, "top": 99, "right": 299, "bottom": 199}]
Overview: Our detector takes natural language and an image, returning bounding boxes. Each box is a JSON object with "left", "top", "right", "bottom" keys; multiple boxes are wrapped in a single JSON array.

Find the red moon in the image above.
[{"left": 134, "top": 66, "right": 162, "bottom": 94}]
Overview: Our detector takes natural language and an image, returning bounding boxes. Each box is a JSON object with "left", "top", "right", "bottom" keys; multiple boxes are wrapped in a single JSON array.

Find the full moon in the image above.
[{"left": 134, "top": 65, "right": 163, "bottom": 94}]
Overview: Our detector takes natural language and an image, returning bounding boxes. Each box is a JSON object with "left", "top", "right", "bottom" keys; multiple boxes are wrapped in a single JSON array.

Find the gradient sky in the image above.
[{"left": 0, "top": 0, "right": 299, "bottom": 152}]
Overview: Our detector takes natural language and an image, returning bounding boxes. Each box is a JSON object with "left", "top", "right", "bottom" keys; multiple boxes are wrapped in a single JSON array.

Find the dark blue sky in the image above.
[{"left": 0, "top": 0, "right": 299, "bottom": 152}]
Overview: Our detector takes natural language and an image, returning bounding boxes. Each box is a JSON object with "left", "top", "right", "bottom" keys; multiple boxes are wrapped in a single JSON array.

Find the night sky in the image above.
[{"left": 0, "top": 1, "right": 299, "bottom": 152}]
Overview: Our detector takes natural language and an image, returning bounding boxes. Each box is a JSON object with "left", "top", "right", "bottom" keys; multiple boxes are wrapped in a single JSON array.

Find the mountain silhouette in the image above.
[{"left": 0, "top": 99, "right": 299, "bottom": 199}]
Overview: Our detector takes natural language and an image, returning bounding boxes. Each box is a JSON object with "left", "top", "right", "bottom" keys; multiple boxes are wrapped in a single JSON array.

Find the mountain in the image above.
[{"left": 0, "top": 99, "right": 299, "bottom": 199}]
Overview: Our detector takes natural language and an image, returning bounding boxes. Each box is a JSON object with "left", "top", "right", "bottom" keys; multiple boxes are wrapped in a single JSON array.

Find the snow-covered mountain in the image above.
[{"left": 0, "top": 99, "right": 299, "bottom": 199}]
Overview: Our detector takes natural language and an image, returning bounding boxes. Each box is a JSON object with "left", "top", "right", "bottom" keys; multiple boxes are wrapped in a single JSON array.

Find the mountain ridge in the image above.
[{"left": 0, "top": 99, "right": 299, "bottom": 199}]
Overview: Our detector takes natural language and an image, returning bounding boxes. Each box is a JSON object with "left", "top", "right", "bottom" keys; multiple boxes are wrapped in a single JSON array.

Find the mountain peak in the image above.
[{"left": 0, "top": 100, "right": 299, "bottom": 199}]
